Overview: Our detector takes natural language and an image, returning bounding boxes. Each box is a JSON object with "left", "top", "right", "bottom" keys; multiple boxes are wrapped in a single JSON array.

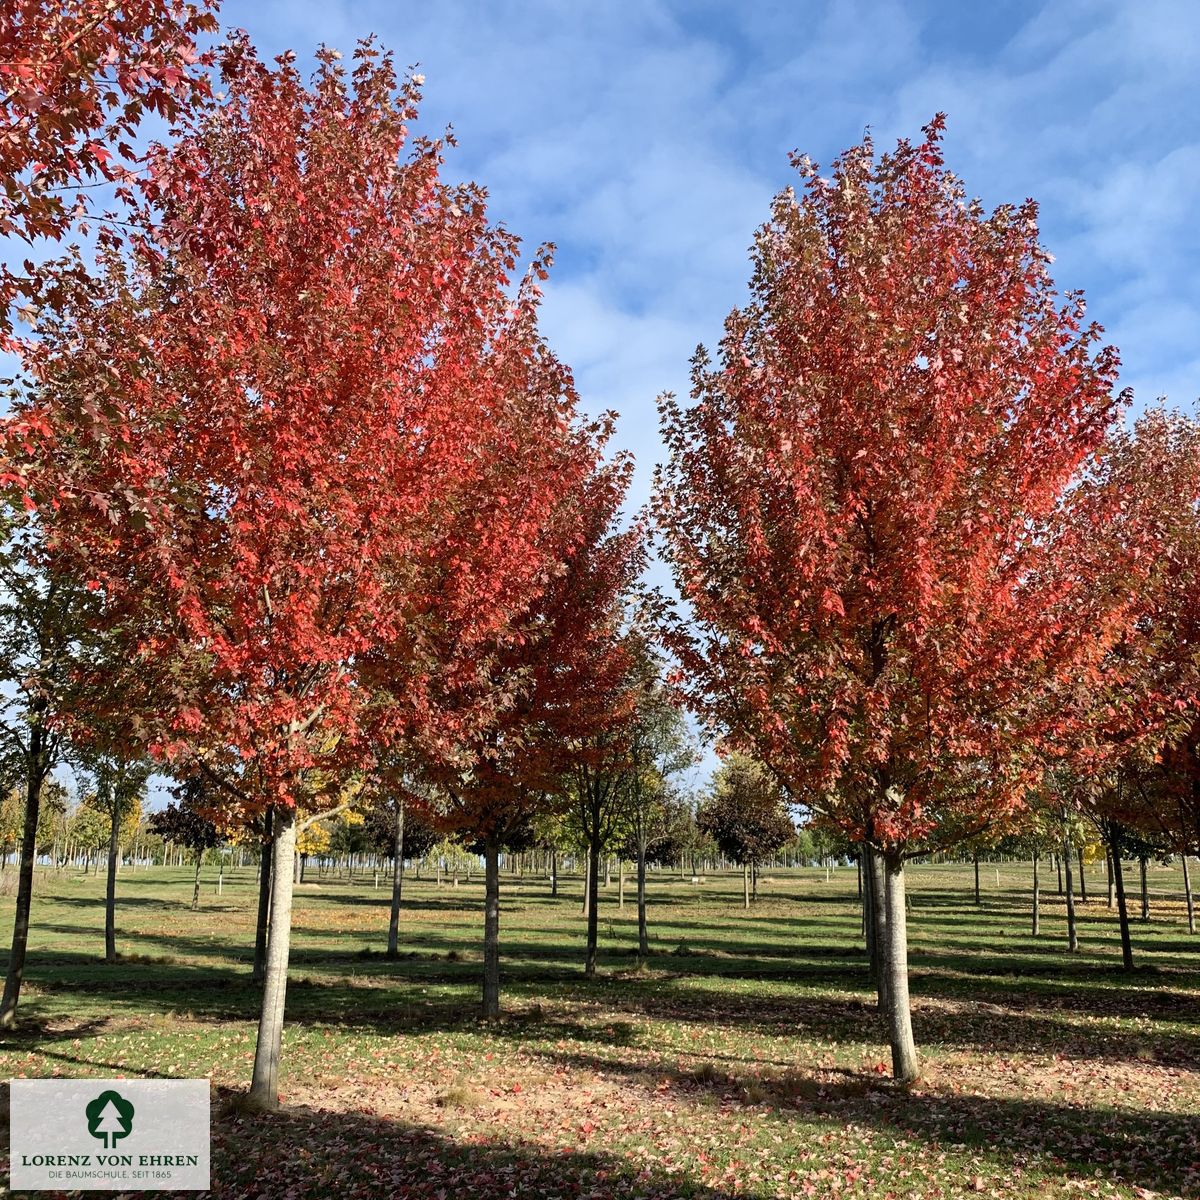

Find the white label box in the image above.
[{"left": 10, "top": 1079, "right": 210, "bottom": 1191}]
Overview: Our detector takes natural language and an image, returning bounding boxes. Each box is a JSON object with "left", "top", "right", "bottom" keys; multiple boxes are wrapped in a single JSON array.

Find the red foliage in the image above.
[
  {"left": 655, "top": 119, "right": 1142, "bottom": 854},
  {"left": 12, "top": 42, "right": 589, "bottom": 814},
  {"left": 0, "top": 0, "right": 217, "bottom": 336},
  {"left": 1062, "top": 407, "right": 1200, "bottom": 849},
  {"left": 420, "top": 451, "right": 646, "bottom": 842}
]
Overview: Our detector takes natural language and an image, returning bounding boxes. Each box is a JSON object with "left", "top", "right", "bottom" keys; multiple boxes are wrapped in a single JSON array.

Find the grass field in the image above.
[{"left": 0, "top": 857, "right": 1197, "bottom": 1199}]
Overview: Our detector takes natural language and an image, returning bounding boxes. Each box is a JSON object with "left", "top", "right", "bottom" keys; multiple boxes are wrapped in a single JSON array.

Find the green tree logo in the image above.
[{"left": 85, "top": 1090, "right": 135, "bottom": 1149}]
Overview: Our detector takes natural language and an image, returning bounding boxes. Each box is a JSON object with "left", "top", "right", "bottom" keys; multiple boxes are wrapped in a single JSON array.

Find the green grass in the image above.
[{"left": 0, "top": 858, "right": 1197, "bottom": 1198}]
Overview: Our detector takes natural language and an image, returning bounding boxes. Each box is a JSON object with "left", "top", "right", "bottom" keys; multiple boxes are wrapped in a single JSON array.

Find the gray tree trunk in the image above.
[
  {"left": 743, "top": 861, "right": 750, "bottom": 909},
  {"left": 191, "top": 854, "right": 202, "bottom": 910},
  {"left": 861, "top": 855, "right": 870, "bottom": 939},
  {"left": 550, "top": 849, "right": 558, "bottom": 897},
  {"left": 105, "top": 804, "right": 120, "bottom": 963},
  {"left": 1104, "top": 826, "right": 1134, "bottom": 971},
  {"left": 882, "top": 853, "right": 918, "bottom": 1083},
  {"left": 1063, "top": 839, "right": 1078, "bottom": 952},
  {"left": 253, "top": 812, "right": 273, "bottom": 984},
  {"left": 482, "top": 834, "right": 500, "bottom": 1018},
  {"left": 0, "top": 724, "right": 47, "bottom": 1028},
  {"left": 866, "top": 847, "right": 889, "bottom": 1011},
  {"left": 387, "top": 800, "right": 404, "bottom": 959},
  {"left": 637, "top": 841, "right": 649, "bottom": 957},
  {"left": 585, "top": 834, "right": 600, "bottom": 977},
  {"left": 1183, "top": 854, "right": 1195, "bottom": 936},
  {"left": 248, "top": 806, "right": 297, "bottom": 1110},
  {"left": 1031, "top": 853, "right": 1040, "bottom": 936}
]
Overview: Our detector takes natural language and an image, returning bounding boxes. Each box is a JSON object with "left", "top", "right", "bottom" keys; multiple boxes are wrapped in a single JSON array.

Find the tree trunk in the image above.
[
  {"left": 550, "top": 849, "right": 558, "bottom": 898},
  {"left": 637, "top": 840, "right": 648, "bottom": 958},
  {"left": 882, "top": 853, "right": 919, "bottom": 1083},
  {"left": 1184, "top": 854, "right": 1195, "bottom": 936},
  {"left": 482, "top": 834, "right": 500, "bottom": 1019},
  {"left": 253, "top": 810, "right": 273, "bottom": 985},
  {"left": 0, "top": 728, "right": 46, "bottom": 1028},
  {"left": 866, "top": 846, "right": 889, "bottom": 1011},
  {"left": 387, "top": 800, "right": 404, "bottom": 959},
  {"left": 1077, "top": 848, "right": 1087, "bottom": 903},
  {"left": 1106, "top": 851, "right": 1115, "bottom": 908},
  {"left": 192, "top": 854, "right": 202, "bottom": 910},
  {"left": 1063, "top": 839, "right": 1078, "bottom": 952},
  {"left": 1106, "top": 823, "right": 1134, "bottom": 971},
  {"left": 105, "top": 803, "right": 120, "bottom": 963},
  {"left": 742, "top": 861, "right": 750, "bottom": 909},
  {"left": 585, "top": 833, "right": 600, "bottom": 978},
  {"left": 1031, "top": 853, "right": 1040, "bottom": 937},
  {"left": 248, "top": 805, "right": 297, "bottom": 1110},
  {"left": 1140, "top": 855, "right": 1149, "bottom": 921},
  {"left": 861, "top": 855, "right": 869, "bottom": 938},
  {"left": 580, "top": 854, "right": 590, "bottom": 917}
]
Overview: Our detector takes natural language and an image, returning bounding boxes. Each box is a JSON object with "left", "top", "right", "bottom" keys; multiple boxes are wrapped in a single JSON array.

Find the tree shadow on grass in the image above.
[
  {"left": 0, "top": 1015, "right": 110, "bottom": 1050},
  {"left": 27, "top": 909, "right": 1197, "bottom": 1020},
  {"left": 8, "top": 1037, "right": 1196, "bottom": 1198},
  {"left": 593, "top": 983, "right": 1200, "bottom": 1067},
  {"left": 513, "top": 1041, "right": 1200, "bottom": 1199},
  {"left": 1, "top": 1093, "right": 746, "bottom": 1200},
  {"left": 299, "top": 890, "right": 487, "bottom": 914},
  {"left": 52, "top": 894, "right": 198, "bottom": 911},
  {"left": 5, "top": 937, "right": 1198, "bottom": 1067}
]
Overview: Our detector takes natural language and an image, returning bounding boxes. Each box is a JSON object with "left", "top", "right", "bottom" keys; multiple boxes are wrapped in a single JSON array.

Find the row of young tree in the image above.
[
  {"left": 0, "top": 1, "right": 796, "bottom": 1102},
  {"left": 1, "top": 3, "right": 675, "bottom": 1112},
  {"left": 3, "top": 1, "right": 1199, "bottom": 1105}
]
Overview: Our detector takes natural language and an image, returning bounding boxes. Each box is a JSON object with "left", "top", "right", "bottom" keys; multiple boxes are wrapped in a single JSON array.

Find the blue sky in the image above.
[{"left": 218, "top": 0, "right": 1200, "bottom": 522}]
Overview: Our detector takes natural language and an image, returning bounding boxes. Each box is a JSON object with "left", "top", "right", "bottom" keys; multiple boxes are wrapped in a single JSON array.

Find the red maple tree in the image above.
[
  {"left": 655, "top": 118, "right": 1139, "bottom": 1080},
  {"left": 1054, "top": 406, "right": 1200, "bottom": 964},
  {"left": 416, "top": 449, "right": 644, "bottom": 1017},
  {"left": 15, "top": 41, "right": 590, "bottom": 1108}
]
